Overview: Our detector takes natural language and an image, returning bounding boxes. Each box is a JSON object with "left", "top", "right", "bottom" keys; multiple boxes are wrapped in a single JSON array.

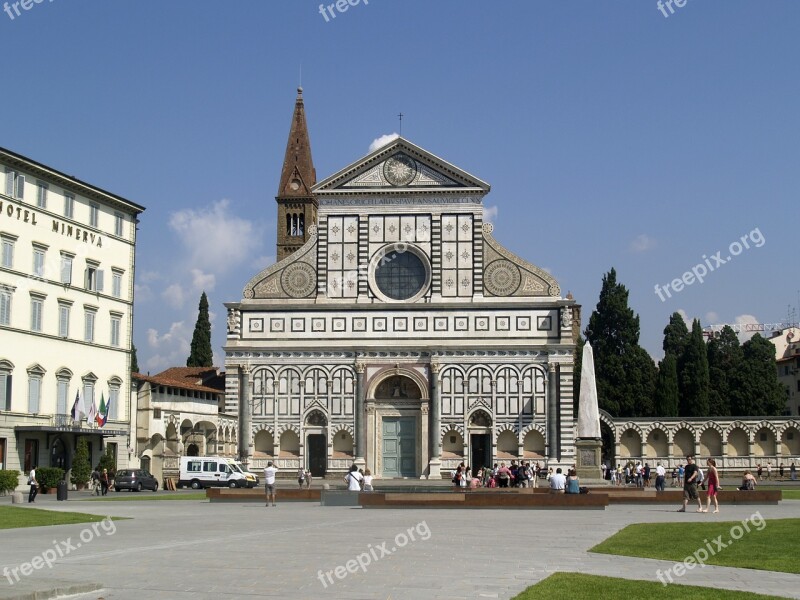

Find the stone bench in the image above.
[
  {"left": 206, "top": 488, "right": 321, "bottom": 502},
  {"left": 604, "top": 489, "right": 782, "bottom": 505},
  {"left": 358, "top": 491, "right": 609, "bottom": 509}
]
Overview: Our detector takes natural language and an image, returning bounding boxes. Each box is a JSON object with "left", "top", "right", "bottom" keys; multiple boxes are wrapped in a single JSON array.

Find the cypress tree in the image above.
[
  {"left": 663, "top": 312, "right": 690, "bottom": 357},
  {"left": 585, "top": 268, "right": 656, "bottom": 417},
  {"left": 70, "top": 437, "right": 91, "bottom": 488},
  {"left": 654, "top": 354, "right": 680, "bottom": 417},
  {"left": 187, "top": 292, "right": 214, "bottom": 368},
  {"left": 130, "top": 343, "right": 140, "bottom": 374},
  {"left": 706, "top": 326, "right": 741, "bottom": 416},
  {"left": 679, "top": 319, "right": 710, "bottom": 417},
  {"left": 730, "top": 334, "right": 787, "bottom": 416}
]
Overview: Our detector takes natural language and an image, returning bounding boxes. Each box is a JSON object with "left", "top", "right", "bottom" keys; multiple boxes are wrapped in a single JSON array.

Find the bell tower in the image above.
[{"left": 276, "top": 87, "right": 317, "bottom": 261}]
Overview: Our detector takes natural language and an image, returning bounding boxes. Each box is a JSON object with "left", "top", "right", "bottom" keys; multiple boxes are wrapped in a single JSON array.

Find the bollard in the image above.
[{"left": 11, "top": 491, "right": 24, "bottom": 504}]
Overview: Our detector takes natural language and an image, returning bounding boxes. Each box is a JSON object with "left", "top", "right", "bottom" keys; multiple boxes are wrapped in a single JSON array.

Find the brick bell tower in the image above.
[{"left": 276, "top": 87, "right": 317, "bottom": 261}]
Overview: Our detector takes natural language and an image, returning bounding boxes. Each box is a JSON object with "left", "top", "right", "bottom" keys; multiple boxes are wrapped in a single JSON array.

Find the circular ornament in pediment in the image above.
[
  {"left": 281, "top": 262, "right": 316, "bottom": 298},
  {"left": 383, "top": 154, "right": 417, "bottom": 187},
  {"left": 484, "top": 260, "right": 521, "bottom": 296}
]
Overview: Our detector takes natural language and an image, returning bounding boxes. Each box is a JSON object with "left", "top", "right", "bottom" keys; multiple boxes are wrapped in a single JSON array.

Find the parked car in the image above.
[{"left": 114, "top": 469, "right": 159, "bottom": 492}]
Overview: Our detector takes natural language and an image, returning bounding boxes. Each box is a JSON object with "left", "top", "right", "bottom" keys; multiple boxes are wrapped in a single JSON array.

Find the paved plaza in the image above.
[{"left": 1, "top": 492, "right": 799, "bottom": 600}]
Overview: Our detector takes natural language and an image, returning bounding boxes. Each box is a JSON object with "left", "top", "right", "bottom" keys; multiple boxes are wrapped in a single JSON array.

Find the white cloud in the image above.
[
  {"left": 191, "top": 268, "right": 216, "bottom": 292},
  {"left": 484, "top": 205, "right": 499, "bottom": 224},
  {"left": 169, "top": 199, "right": 263, "bottom": 273},
  {"left": 145, "top": 321, "right": 192, "bottom": 373},
  {"left": 369, "top": 133, "right": 400, "bottom": 153},
  {"left": 629, "top": 234, "right": 657, "bottom": 253},
  {"left": 676, "top": 309, "right": 692, "bottom": 327},
  {"left": 734, "top": 314, "right": 760, "bottom": 341},
  {"left": 705, "top": 311, "right": 719, "bottom": 324},
  {"left": 161, "top": 284, "right": 185, "bottom": 309}
]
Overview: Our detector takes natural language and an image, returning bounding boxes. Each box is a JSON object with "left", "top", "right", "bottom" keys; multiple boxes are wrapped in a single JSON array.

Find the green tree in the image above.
[
  {"left": 130, "top": 343, "right": 139, "bottom": 374},
  {"left": 654, "top": 353, "right": 680, "bottom": 417},
  {"left": 98, "top": 446, "right": 117, "bottom": 473},
  {"left": 706, "top": 326, "right": 742, "bottom": 416},
  {"left": 729, "top": 334, "right": 787, "bottom": 416},
  {"left": 187, "top": 291, "right": 213, "bottom": 368},
  {"left": 71, "top": 437, "right": 91, "bottom": 487},
  {"left": 679, "top": 319, "right": 710, "bottom": 417},
  {"left": 663, "top": 312, "right": 690, "bottom": 357},
  {"left": 584, "top": 268, "right": 656, "bottom": 417}
]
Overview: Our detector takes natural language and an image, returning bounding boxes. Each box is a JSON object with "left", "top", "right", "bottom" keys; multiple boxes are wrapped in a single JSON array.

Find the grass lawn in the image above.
[
  {"left": 511, "top": 573, "right": 786, "bottom": 600},
  {"left": 86, "top": 492, "right": 207, "bottom": 502},
  {"left": 0, "top": 506, "right": 125, "bottom": 529},
  {"left": 590, "top": 519, "right": 800, "bottom": 574},
  {"left": 780, "top": 489, "right": 800, "bottom": 500}
]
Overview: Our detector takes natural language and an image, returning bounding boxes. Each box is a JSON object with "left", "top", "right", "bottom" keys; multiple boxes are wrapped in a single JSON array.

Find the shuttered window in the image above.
[
  {"left": 28, "top": 375, "right": 41, "bottom": 413},
  {"left": 58, "top": 304, "right": 70, "bottom": 337}
]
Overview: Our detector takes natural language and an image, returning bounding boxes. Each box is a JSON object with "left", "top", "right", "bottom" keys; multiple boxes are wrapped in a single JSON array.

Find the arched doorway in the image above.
[
  {"left": 305, "top": 409, "right": 328, "bottom": 477},
  {"left": 601, "top": 421, "right": 615, "bottom": 467},
  {"left": 368, "top": 372, "right": 428, "bottom": 478},
  {"left": 186, "top": 444, "right": 199, "bottom": 457}
]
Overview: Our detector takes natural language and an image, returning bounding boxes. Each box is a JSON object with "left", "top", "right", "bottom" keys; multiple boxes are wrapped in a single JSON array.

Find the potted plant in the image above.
[
  {"left": 71, "top": 438, "right": 91, "bottom": 490},
  {"left": 0, "top": 470, "right": 20, "bottom": 496},
  {"left": 37, "top": 467, "right": 64, "bottom": 493}
]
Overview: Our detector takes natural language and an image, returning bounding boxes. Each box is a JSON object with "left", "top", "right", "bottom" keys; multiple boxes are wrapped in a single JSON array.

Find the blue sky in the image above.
[{"left": 3, "top": 1, "right": 798, "bottom": 372}]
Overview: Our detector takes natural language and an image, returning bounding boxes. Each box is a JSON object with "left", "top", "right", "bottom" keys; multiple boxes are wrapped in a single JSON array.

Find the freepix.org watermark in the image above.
[
  {"left": 657, "top": 0, "right": 691, "bottom": 19},
  {"left": 3, "top": 517, "right": 116, "bottom": 585},
  {"left": 654, "top": 227, "right": 765, "bottom": 302},
  {"left": 3, "top": 0, "right": 55, "bottom": 21},
  {"left": 318, "top": 0, "right": 369, "bottom": 23},
  {"left": 317, "top": 520, "right": 431, "bottom": 588},
  {"left": 656, "top": 511, "right": 766, "bottom": 586}
]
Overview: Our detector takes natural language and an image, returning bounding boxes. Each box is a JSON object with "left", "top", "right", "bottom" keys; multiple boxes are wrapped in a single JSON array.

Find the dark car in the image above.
[{"left": 114, "top": 469, "right": 159, "bottom": 492}]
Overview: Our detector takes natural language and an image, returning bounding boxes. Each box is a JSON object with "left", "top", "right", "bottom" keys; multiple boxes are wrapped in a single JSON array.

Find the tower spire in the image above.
[
  {"left": 275, "top": 88, "right": 318, "bottom": 261},
  {"left": 277, "top": 87, "right": 316, "bottom": 197}
]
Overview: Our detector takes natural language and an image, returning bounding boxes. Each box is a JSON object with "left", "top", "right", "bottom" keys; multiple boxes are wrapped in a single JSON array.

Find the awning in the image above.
[{"left": 14, "top": 425, "right": 128, "bottom": 437}]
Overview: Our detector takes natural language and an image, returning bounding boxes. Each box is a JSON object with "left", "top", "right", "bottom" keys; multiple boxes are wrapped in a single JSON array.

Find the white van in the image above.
[
  {"left": 178, "top": 456, "right": 249, "bottom": 489},
  {"left": 230, "top": 461, "right": 259, "bottom": 488}
]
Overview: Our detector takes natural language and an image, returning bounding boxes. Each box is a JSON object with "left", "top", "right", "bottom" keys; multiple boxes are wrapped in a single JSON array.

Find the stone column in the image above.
[
  {"left": 238, "top": 364, "right": 252, "bottom": 466},
  {"left": 547, "top": 363, "right": 558, "bottom": 460},
  {"left": 354, "top": 361, "right": 366, "bottom": 469},
  {"left": 428, "top": 362, "right": 442, "bottom": 479}
]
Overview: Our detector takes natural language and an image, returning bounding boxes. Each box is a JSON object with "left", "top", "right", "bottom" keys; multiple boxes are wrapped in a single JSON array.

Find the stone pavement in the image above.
[{"left": 1, "top": 492, "right": 799, "bottom": 599}]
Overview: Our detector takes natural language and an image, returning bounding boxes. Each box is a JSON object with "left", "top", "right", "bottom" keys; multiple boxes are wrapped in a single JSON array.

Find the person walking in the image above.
[
  {"left": 28, "top": 465, "right": 38, "bottom": 503},
  {"left": 264, "top": 461, "right": 278, "bottom": 507},
  {"left": 296, "top": 467, "right": 305, "bottom": 489},
  {"left": 677, "top": 456, "right": 703, "bottom": 513},
  {"left": 305, "top": 469, "right": 312, "bottom": 489},
  {"left": 791, "top": 462, "right": 797, "bottom": 481},
  {"left": 91, "top": 467, "right": 101, "bottom": 496},
  {"left": 655, "top": 463, "right": 666, "bottom": 492},
  {"left": 100, "top": 469, "right": 110, "bottom": 496},
  {"left": 766, "top": 462, "right": 772, "bottom": 480},
  {"left": 701, "top": 458, "right": 720, "bottom": 513}
]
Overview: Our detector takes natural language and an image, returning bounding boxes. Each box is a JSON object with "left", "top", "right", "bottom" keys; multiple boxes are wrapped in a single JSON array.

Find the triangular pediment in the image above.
[{"left": 313, "top": 137, "right": 490, "bottom": 194}]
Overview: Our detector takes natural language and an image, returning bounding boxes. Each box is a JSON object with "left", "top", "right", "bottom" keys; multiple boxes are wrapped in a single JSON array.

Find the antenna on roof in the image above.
[{"left": 299, "top": 63, "right": 302, "bottom": 88}]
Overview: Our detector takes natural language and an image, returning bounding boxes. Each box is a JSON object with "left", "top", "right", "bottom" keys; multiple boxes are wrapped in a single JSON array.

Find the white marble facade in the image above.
[{"left": 225, "top": 138, "right": 578, "bottom": 478}]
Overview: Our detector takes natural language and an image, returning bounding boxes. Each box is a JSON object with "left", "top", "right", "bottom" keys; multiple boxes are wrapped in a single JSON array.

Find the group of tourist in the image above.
[
  {"left": 451, "top": 461, "right": 542, "bottom": 489},
  {"left": 90, "top": 467, "right": 113, "bottom": 496},
  {"left": 756, "top": 461, "right": 797, "bottom": 481}
]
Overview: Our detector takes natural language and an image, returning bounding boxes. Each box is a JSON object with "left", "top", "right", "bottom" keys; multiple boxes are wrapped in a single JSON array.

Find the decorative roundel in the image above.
[
  {"left": 383, "top": 154, "right": 417, "bottom": 187},
  {"left": 484, "top": 260, "right": 521, "bottom": 296},
  {"left": 281, "top": 262, "right": 316, "bottom": 298}
]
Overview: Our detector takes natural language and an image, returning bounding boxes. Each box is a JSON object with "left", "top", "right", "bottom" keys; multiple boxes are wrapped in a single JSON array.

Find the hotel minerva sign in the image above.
[{"left": 0, "top": 197, "right": 104, "bottom": 247}]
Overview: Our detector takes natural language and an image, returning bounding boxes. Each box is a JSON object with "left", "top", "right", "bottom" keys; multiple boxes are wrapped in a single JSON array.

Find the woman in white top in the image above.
[
  {"left": 345, "top": 465, "right": 363, "bottom": 491},
  {"left": 363, "top": 469, "right": 374, "bottom": 492}
]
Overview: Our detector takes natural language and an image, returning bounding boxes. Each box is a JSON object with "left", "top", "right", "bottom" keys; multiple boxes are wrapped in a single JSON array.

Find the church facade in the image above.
[{"left": 224, "top": 90, "right": 579, "bottom": 478}]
